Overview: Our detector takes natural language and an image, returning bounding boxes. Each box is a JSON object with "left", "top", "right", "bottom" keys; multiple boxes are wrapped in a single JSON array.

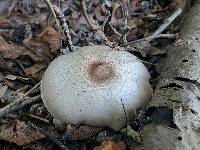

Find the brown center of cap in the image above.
[{"left": 85, "top": 60, "right": 114, "bottom": 84}]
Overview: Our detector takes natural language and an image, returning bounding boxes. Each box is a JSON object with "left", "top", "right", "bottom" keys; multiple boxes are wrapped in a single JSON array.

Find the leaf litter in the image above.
[{"left": 0, "top": 0, "right": 188, "bottom": 149}]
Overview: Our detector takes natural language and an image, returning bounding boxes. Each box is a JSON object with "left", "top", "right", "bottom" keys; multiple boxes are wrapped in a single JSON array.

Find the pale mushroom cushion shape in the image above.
[{"left": 41, "top": 45, "right": 152, "bottom": 130}]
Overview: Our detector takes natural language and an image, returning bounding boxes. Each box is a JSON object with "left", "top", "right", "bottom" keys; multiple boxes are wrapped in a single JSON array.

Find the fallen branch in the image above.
[
  {"left": 81, "top": 0, "right": 97, "bottom": 31},
  {"left": 137, "top": 1, "right": 200, "bottom": 149},
  {"left": 121, "top": 33, "right": 177, "bottom": 46},
  {"left": 11, "top": 95, "right": 41, "bottom": 113},
  {"left": 152, "top": 8, "right": 182, "bottom": 36},
  {"left": 8, "top": 0, "right": 18, "bottom": 17},
  {"left": 53, "top": 6, "right": 74, "bottom": 52},
  {"left": 122, "top": 8, "right": 182, "bottom": 47},
  {"left": 45, "top": 0, "right": 60, "bottom": 28},
  {"left": 80, "top": 0, "right": 117, "bottom": 48},
  {"left": 0, "top": 82, "right": 40, "bottom": 117}
]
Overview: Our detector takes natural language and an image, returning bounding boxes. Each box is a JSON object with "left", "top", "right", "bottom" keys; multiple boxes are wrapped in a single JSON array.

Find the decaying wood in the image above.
[{"left": 138, "top": 1, "right": 200, "bottom": 150}]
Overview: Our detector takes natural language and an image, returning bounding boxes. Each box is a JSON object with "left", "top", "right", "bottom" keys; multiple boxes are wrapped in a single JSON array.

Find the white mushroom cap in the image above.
[{"left": 41, "top": 45, "right": 152, "bottom": 130}]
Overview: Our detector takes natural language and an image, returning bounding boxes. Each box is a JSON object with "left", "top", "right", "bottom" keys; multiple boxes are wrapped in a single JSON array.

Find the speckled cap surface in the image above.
[{"left": 41, "top": 45, "right": 152, "bottom": 130}]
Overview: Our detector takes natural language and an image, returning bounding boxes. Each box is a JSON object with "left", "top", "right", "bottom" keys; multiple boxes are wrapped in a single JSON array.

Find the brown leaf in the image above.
[
  {"left": 24, "top": 63, "right": 47, "bottom": 80},
  {"left": 23, "top": 26, "right": 62, "bottom": 55},
  {"left": 94, "top": 141, "right": 126, "bottom": 150},
  {"left": 23, "top": 37, "right": 51, "bottom": 63},
  {"left": 0, "top": 36, "right": 43, "bottom": 61},
  {"left": 0, "top": 120, "right": 45, "bottom": 145},
  {"left": 36, "top": 26, "right": 62, "bottom": 53},
  {"left": 0, "top": 18, "right": 12, "bottom": 28},
  {"left": 21, "top": 27, "right": 62, "bottom": 64}
]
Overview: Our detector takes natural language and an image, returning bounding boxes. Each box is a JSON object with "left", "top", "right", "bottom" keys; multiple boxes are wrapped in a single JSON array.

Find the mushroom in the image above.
[{"left": 41, "top": 45, "right": 152, "bottom": 130}]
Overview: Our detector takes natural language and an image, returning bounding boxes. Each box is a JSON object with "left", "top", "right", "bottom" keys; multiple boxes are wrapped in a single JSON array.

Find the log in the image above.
[{"left": 139, "top": 1, "right": 200, "bottom": 150}]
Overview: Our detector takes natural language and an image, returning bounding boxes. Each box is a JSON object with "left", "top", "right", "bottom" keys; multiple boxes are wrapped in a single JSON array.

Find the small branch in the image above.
[
  {"left": 8, "top": 0, "right": 18, "bottom": 17},
  {"left": 11, "top": 95, "right": 41, "bottom": 112},
  {"left": 80, "top": 0, "right": 117, "bottom": 48},
  {"left": 28, "top": 122, "right": 70, "bottom": 150},
  {"left": 0, "top": 82, "right": 41, "bottom": 117},
  {"left": 53, "top": 6, "right": 74, "bottom": 52},
  {"left": 152, "top": 8, "right": 182, "bottom": 36},
  {"left": 122, "top": 8, "right": 182, "bottom": 47},
  {"left": 80, "top": 0, "right": 98, "bottom": 30},
  {"left": 45, "top": 0, "right": 60, "bottom": 29},
  {"left": 102, "top": 11, "right": 111, "bottom": 31},
  {"left": 26, "top": 113, "right": 49, "bottom": 123},
  {"left": 108, "top": 22, "right": 122, "bottom": 37},
  {"left": 121, "top": 33, "right": 177, "bottom": 46}
]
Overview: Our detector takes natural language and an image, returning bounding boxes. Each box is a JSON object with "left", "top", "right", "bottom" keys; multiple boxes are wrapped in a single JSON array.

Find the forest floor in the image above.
[{"left": 0, "top": 0, "right": 193, "bottom": 149}]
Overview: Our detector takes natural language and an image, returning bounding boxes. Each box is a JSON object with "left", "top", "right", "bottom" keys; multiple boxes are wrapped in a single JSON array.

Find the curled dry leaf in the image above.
[
  {"left": 0, "top": 36, "right": 43, "bottom": 62},
  {"left": 22, "top": 27, "right": 62, "bottom": 64},
  {"left": 35, "top": 26, "right": 62, "bottom": 54},
  {"left": 0, "top": 120, "right": 45, "bottom": 145},
  {"left": 94, "top": 141, "right": 126, "bottom": 150}
]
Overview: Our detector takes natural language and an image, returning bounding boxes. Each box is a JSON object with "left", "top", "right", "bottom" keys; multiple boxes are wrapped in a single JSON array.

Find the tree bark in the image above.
[{"left": 139, "top": 1, "right": 200, "bottom": 150}]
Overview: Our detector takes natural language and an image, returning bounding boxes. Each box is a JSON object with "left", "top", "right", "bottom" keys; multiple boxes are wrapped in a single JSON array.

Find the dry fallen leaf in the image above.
[
  {"left": 24, "top": 63, "right": 47, "bottom": 80},
  {"left": 22, "top": 27, "right": 62, "bottom": 63},
  {"left": 94, "top": 141, "right": 126, "bottom": 150},
  {"left": 0, "top": 35, "right": 43, "bottom": 62},
  {"left": 35, "top": 26, "right": 62, "bottom": 54},
  {"left": 0, "top": 120, "right": 45, "bottom": 145}
]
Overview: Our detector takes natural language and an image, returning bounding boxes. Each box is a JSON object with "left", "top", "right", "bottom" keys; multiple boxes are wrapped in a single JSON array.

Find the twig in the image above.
[
  {"left": 0, "top": 82, "right": 41, "bottom": 117},
  {"left": 45, "top": 0, "right": 60, "bottom": 29},
  {"left": 80, "top": 0, "right": 98, "bottom": 30},
  {"left": 53, "top": 6, "right": 74, "bottom": 52},
  {"left": 80, "top": 0, "right": 117, "bottom": 48},
  {"left": 102, "top": 11, "right": 111, "bottom": 31},
  {"left": 108, "top": 22, "right": 122, "bottom": 37},
  {"left": 121, "top": 33, "right": 177, "bottom": 46},
  {"left": 152, "top": 8, "right": 182, "bottom": 36},
  {"left": 11, "top": 95, "right": 41, "bottom": 112},
  {"left": 28, "top": 122, "right": 70, "bottom": 150},
  {"left": 122, "top": 8, "right": 182, "bottom": 47},
  {"left": 26, "top": 113, "right": 49, "bottom": 123},
  {"left": 8, "top": 0, "right": 18, "bottom": 17}
]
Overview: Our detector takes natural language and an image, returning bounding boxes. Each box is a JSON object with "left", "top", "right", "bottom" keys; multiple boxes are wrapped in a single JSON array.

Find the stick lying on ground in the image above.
[{"left": 0, "top": 82, "right": 41, "bottom": 117}]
